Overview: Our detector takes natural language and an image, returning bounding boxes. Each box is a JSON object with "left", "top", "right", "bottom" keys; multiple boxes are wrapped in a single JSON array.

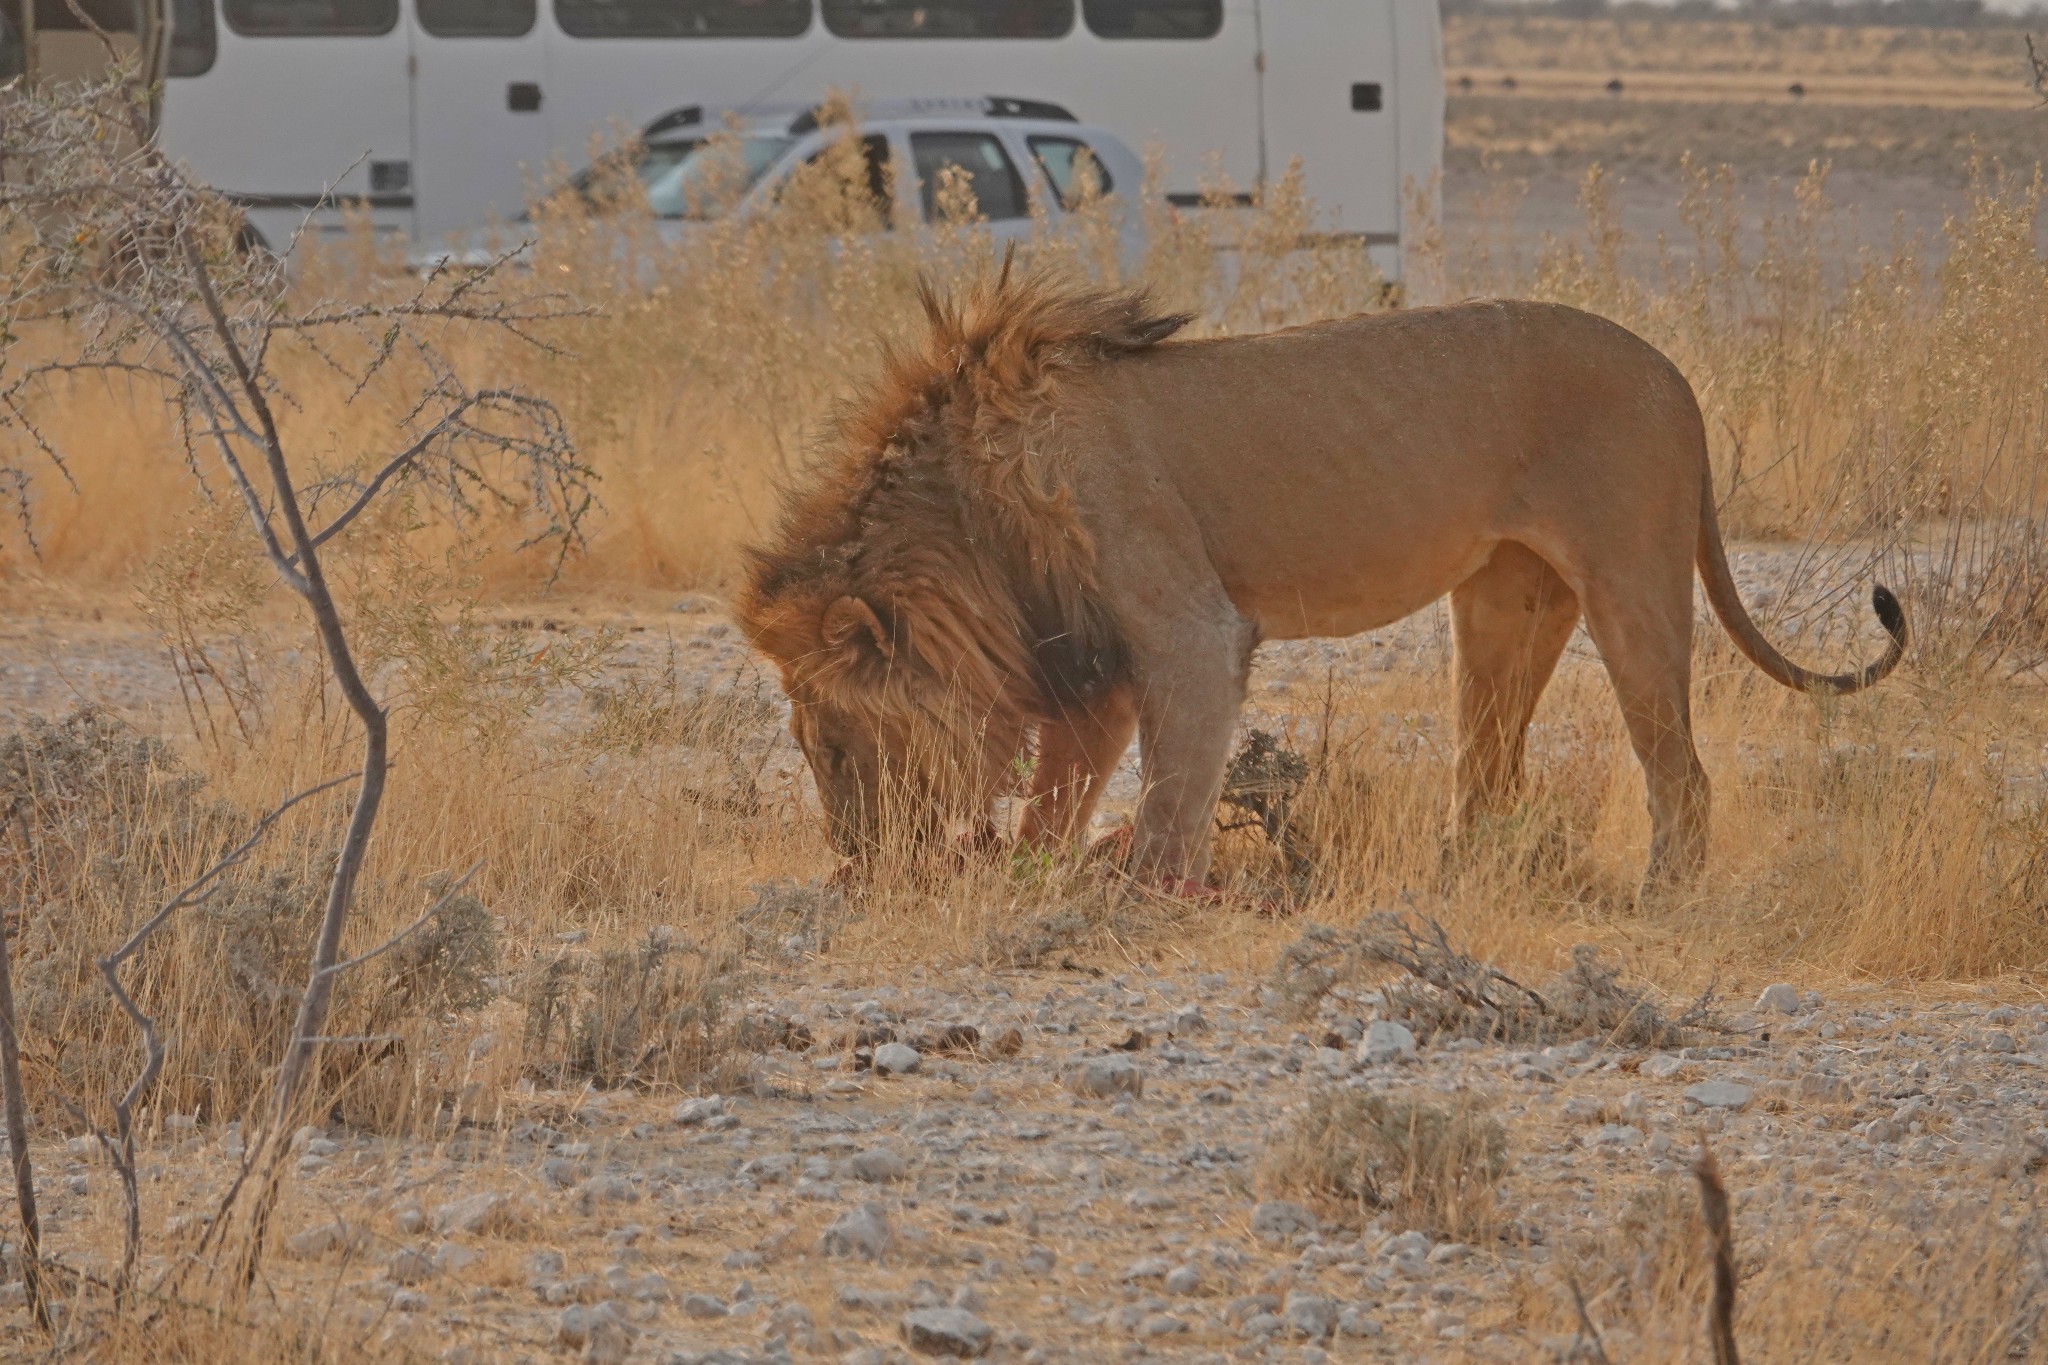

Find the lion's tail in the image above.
[{"left": 1695, "top": 467, "right": 1906, "bottom": 696}]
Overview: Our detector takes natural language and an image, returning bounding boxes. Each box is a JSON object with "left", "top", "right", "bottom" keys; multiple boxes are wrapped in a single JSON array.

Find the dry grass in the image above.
[
  {"left": 1547, "top": 1165, "right": 2048, "bottom": 1360},
  {"left": 1259, "top": 1088, "right": 1510, "bottom": 1240}
]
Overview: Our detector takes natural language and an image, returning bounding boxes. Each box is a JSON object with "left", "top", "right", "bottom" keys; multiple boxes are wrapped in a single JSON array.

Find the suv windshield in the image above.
[{"left": 576, "top": 134, "right": 795, "bottom": 219}]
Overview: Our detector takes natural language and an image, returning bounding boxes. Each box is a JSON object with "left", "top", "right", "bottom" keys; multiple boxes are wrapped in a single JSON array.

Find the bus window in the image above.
[
  {"left": 911, "top": 131, "right": 1026, "bottom": 222},
  {"left": 554, "top": 0, "right": 809, "bottom": 38},
  {"left": 1027, "top": 135, "right": 1111, "bottom": 209},
  {"left": 1082, "top": 0, "right": 1218, "bottom": 39},
  {"left": 821, "top": 0, "right": 1070, "bottom": 39},
  {"left": 32, "top": 0, "right": 136, "bottom": 29},
  {"left": 417, "top": 0, "right": 533, "bottom": 35},
  {"left": 223, "top": 0, "right": 397, "bottom": 35},
  {"left": 167, "top": 0, "right": 217, "bottom": 74}
]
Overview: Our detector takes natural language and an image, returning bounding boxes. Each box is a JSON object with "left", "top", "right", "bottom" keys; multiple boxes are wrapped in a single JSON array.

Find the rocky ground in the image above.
[{"left": 15, "top": 960, "right": 2048, "bottom": 1362}]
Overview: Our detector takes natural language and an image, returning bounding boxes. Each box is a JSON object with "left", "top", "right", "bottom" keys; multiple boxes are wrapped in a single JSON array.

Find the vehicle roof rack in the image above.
[
  {"left": 647, "top": 95, "right": 1079, "bottom": 140},
  {"left": 784, "top": 94, "right": 1077, "bottom": 134},
  {"left": 982, "top": 95, "right": 1075, "bottom": 121}
]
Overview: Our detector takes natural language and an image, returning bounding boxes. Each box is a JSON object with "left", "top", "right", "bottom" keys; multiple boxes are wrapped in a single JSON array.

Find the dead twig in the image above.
[
  {"left": 1566, "top": 1274, "right": 1615, "bottom": 1365},
  {"left": 1695, "top": 1139, "right": 1742, "bottom": 1365},
  {"left": 0, "top": 816, "right": 49, "bottom": 1332}
]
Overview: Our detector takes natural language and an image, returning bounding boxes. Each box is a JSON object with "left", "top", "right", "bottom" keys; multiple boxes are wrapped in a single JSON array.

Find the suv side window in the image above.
[
  {"left": 910, "top": 131, "right": 1028, "bottom": 223},
  {"left": 1028, "top": 135, "right": 1112, "bottom": 209}
]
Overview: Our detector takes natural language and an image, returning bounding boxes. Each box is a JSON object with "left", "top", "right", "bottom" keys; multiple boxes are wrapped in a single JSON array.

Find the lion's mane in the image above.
[{"left": 736, "top": 269, "right": 1191, "bottom": 732}]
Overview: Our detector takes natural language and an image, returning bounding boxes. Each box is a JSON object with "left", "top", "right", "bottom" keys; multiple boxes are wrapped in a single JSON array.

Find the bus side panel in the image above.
[
  {"left": 1393, "top": 0, "right": 1445, "bottom": 255},
  {"left": 1255, "top": 0, "right": 1400, "bottom": 242},
  {"left": 159, "top": 9, "right": 415, "bottom": 248},
  {"left": 413, "top": 23, "right": 552, "bottom": 240}
]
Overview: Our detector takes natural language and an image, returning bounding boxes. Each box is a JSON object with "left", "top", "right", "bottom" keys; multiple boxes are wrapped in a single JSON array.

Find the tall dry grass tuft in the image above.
[{"left": 1260, "top": 1087, "right": 1510, "bottom": 1240}]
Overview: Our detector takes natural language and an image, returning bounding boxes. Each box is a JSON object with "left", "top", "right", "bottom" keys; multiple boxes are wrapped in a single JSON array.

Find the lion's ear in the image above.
[{"left": 821, "top": 595, "right": 894, "bottom": 661}]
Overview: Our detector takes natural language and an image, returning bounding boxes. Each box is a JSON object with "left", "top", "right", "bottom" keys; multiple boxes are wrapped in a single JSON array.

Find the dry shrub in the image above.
[
  {"left": 1262, "top": 1087, "right": 1508, "bottom": 1240},
  {"left": 82, "top": 1298, "right": 381, "bottom": 1365},
  {"left": 0, "top": 707, "right": 508, "bottom": 1128},
  {"left": 518, "top": 928, "right": 748, "bottom": 1090},
  {"left": 1271, "top": 914, "right": 1717, "bottom": 1047}
]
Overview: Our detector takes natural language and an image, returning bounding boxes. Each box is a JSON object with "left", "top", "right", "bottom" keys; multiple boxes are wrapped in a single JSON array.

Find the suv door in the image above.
[{"left": 907, "top": 128, "right": 1035, "bottom": 249}]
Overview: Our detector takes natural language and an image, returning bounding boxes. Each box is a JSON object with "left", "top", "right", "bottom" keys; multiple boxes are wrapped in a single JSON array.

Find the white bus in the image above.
[{"left": 112, "top": 0, "right": 1441, "bottom": 274}]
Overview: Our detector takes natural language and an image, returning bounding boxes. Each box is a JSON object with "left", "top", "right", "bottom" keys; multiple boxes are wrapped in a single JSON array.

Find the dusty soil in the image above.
[{"left": 8, "top": 950, "right": 2037, "bottom": 1364}]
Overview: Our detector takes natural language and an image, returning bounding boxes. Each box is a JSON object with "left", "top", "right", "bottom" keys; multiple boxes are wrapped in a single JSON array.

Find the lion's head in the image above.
[{"left": 735, "top": 266, "right": 1188, "bottom": 855}]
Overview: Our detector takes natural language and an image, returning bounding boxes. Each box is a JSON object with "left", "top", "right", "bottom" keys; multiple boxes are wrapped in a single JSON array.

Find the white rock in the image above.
[
  {"left": 1756, "top": 983, "right": 1802, "bottom": 1014},
  {"left": 1249, "top": 1200, "right": 1317, "bottom": 1240},
  {"left": 1380, "top": 1230, "right": 1432, "bottom": 1261},
  {"left": 1587, "top": 1124, "right": 1644, "bottom": 1149},
  {"left": 672, "top": 1096, "right": 727, "bottom": 1126},
  {"left": 432, "top": 1192, "right": 511, "bottom": 1237},
  {"left": 1337, "top": 1306, "right": 1383, "bottom": 1337},
  {"left": 556, "top": 1303, "right": 636, "bottom": 1363},
  {"left": 872, "top": 1043, "right": 923, "bottom": 1076},
  {"left": 432, "top": 1243, "right": 478, "bottom": 1274},
  {"left": 1283, "top": 1290, "right": 1335, "bottom": 1339},
  {"left": 820, "top": 1202, "right": 893, "bottom": 1259},
  {"left": 1070, "top": 1056, "right": 1144, "bottom": 1099},
  {"left": 1797, "top": 1071, "right": 1853, "bottom": 1103},
  {"left": 1358, "top": 1021, "right": 1418, "bottom": 1065},
  {"left": 387, "top": 1248, "right": 438, "bottom": 1285},
  {"left": 1165, "top": 1265, "right": 1202, "bottom": 1295},
  {"left": 848, "top": 1148, "right": 909, "bottom": 1182},
  {"left": 900, "top": 1306, "right": 993, "bottom": 1357},
  {"left": 1685, "top": 1080, "right": 1753, "bottom": 1110},
  {"left": 286, "top": 1220, "right": 360, "bottom": 1260},
  {"left": 1642, "top": 1054, "right": 1687, "bottom": 1080}
]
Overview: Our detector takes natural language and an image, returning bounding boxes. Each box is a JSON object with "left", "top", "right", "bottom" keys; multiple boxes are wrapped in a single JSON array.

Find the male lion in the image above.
[{"left": 736, "top": 271, "right": 1905, "bottom": 892}]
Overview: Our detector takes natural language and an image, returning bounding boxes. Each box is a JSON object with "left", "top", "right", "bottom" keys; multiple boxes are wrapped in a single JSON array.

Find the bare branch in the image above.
[
  {"left": 103, "top": 773, "right": 360, "bottom": 974},
  {"left": 310, "top": 861, "right": 484, "bottom": 983},
  {"left": 0, "top": 816, "right": 50, "bottom": 1331}
]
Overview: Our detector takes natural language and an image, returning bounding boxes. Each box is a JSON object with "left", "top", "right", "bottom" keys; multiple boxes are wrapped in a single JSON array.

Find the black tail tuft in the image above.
[{"left": 1871, "top": 584, "right": 1907, "bottom": 643}]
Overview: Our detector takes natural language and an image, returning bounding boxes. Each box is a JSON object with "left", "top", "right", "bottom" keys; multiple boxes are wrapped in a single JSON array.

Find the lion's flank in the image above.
[{"left": 737, "top": 267, "right": 1191, "bottom": 721}]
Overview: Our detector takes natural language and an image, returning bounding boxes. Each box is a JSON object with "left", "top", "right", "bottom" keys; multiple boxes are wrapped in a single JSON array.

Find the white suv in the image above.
[{"left": 415, "top": 95, "right": 1148, "bottom": 271}]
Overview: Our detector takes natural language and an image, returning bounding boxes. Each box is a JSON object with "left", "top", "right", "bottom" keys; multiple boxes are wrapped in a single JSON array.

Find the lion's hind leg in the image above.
[
  {"left": 1449, "top": 541, "right": 1582, "bottom": 836},
  {"left": 1018, "top": 685, "right": 1138, "bottom": 852},
  {"left": 1577, "top": 566, "right": 1711, "bottom": 892}
]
